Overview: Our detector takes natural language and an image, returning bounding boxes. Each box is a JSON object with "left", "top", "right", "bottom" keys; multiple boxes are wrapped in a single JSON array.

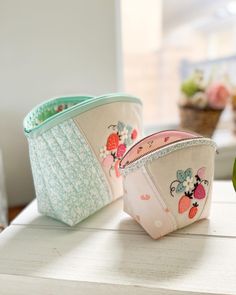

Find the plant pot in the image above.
[{"left": 179, "top": 106, "right": 222, "bottom": 138}]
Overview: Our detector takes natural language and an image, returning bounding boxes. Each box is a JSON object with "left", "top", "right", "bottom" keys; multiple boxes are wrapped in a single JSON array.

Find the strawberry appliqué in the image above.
[
  {"left": 170, "top": 167, "right": 208, "bottom": 219},
  {"left": 100, "top": 121, "right": 137, "bottom": 178}
]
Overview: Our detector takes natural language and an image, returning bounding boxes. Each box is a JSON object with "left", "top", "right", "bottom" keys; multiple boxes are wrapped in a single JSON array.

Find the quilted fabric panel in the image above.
[{"left": 28, "top": 119, "right": 111, "bottom": 226}]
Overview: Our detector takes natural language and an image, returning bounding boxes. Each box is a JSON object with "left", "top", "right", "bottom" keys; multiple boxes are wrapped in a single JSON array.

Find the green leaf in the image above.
[
  {"left": 232, "top": 158, "right": 236, "bottom": 192},
  {"left": 126, "top": 125, "right": 133, "bottom": 136},
  {"left": 181, "top": 79, "right": 199, "bottom": 97},
  {"left": 176, "top": 182, "right": 185, "bottom": 193},
  {"left": 185, "top": 168, "right": 192, "bottom": 179},
  {"left": 117, "top": 121, "right": 125, "bottom": 132},
  {"left": 125, "top": 138, "right": 132, "bottom": 147},
  {"left": 177, "top": 170, "right": 185, "bottom": 182}
]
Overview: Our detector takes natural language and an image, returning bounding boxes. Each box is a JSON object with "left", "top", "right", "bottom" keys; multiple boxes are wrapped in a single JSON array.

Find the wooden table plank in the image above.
[
  {"left": 11, "top": 200, "right": 236, "bottom": 238},
  {"left": 0, "top": 225, "right": 235, "bottom": 295},
  {"left": 212, "top": 181, "right": 236, "bottom": 203},
  {"left": 11, "top": 181, "right": 236, "bottom": 238},
  {"left": 1, "top": 181, "right": 236, "bottom": 294},
  {"left": 0, "top": 274, "right": 215, "bottom": 295}
]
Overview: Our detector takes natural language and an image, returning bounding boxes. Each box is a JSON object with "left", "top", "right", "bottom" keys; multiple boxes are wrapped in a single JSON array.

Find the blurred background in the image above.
[{"left": 0, "top": 0, "right": 236, "bottom": 223}]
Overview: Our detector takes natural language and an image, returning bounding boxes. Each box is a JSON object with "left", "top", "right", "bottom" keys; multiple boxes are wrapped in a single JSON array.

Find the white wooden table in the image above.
[{"left": 0, "top": 181, "right": 236, "bottom": 295}]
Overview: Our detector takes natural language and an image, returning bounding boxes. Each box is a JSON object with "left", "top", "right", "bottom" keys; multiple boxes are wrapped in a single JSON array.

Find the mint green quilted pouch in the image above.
[{"left": 24, "top": 94, "right": 143, "bottom": 225}]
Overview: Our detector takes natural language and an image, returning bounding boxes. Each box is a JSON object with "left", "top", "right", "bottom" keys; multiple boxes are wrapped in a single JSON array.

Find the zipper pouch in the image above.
[
  {"left": 119, "top": 130, "right": 217, "bottom": 239},
  {"left": 24, "top": 93, "right": 142, "bottom": 225}
]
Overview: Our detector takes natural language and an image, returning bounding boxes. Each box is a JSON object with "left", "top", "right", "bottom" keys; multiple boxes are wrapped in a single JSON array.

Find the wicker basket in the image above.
[{"left": 179, "top": 106, "right": 222, "bottom": 138}]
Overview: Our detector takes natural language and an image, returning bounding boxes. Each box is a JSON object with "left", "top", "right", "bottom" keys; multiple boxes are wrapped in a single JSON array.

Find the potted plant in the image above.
[{"left": 179, "top": 70, "right": 230, "bottom": 137}]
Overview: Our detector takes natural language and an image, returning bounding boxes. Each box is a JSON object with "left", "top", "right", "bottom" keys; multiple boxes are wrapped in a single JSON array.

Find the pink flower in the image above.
[
  {"left": 131, "top": 129, "right": 138, "bottom": 140},
  {"left": 206, "top": 83, "right": 230, "bottom": 109},
  {"left": 116, "top": 144, "right": 126, "bottom": 158}
]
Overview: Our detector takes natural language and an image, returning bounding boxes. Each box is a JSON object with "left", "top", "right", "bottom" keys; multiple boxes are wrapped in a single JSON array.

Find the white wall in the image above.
[{"left": 0, "top": 0, "right": 122, "bottom": 206}]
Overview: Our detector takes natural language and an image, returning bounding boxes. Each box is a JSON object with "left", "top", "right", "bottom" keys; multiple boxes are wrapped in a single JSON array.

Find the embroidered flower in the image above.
[
  {"left": 100, "top": 122, "right": 138, "bottom": 178},
  {"left": 100, "top": 146, "right": 109, "bottom": 159},
  {"left": 175, "top": 168, "right": 192, "bottom": 193},
  {"left": 207, "top": 82, "right": 230, "bottom": 110},
  {"left": 116, "top": 144, "right": 126, "bottom": 158},
  {"left": 120, "top": 127, "right": 129, "bottom": 142},
  {"left": 183, "top": 176, "right": 194, "bottom": 192}
]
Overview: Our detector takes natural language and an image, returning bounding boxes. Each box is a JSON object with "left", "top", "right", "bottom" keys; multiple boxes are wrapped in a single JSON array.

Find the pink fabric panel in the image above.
[
  {"left": 123, "top": 167, "right": 177, "bottom": 239},
  {"left": 120, "top": 130, "right": 198, "bottom": 168}
]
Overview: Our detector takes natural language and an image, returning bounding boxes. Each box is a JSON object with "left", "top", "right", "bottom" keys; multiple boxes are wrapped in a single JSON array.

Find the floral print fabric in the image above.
[{"left": 28, "top": 119, "right": 111, "bottom": 226}]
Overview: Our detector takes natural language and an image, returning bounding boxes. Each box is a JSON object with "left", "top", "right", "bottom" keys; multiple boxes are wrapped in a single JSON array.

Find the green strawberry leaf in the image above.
[
  {"left": 117, "top": 121, "right": 125, "bottom": 132},
  {"left": 177, "top": 170, "right": 185, "bottom": 182},
  {"left": 125, "top": 137, "right": 132, "bottom": 147},
  {"left": 126, "top": 125, "right": 133, "bottom": 135},
  {"left": 176, "top": 182, "right": 185, "bottom": 193},
  {"left": 185, "top": 168, "right": 192, "bottom": 179}
]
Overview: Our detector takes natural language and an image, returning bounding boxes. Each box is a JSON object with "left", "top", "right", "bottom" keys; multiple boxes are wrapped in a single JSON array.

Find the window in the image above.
[{"left": 121, "top": 0, "right": 236, "bottom": 129}]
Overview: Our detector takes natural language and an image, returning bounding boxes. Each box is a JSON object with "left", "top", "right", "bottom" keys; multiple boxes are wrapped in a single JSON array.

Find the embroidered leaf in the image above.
[
  {"left": 232, "top": 158, "right": 236, "bottom": 192},
  {"left": 177, "top": 170, "right": 185, "bottom": 182},
  {"left": 117, "top": 121, "right": 125, "bottom": 132},
  {"left": 185, "top": 168, "right": 192, "bottom": 179},
  {"left": 126, "top": 124, "right": 133, "bottom": 136},
  {"left": 176, "top": 182, "right": 185, "bottom": 193},
  {"left": 125, "top": 137, "right": 133, "bottom": 146}
]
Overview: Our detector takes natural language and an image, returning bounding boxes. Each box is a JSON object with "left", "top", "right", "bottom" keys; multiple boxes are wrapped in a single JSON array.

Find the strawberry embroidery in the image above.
[
  {"left": 106, "top": 133, "right": 119, "bottom": 151},
  {"left": 189, "top": 202, "right": 199, "bottom": 219},
  {"left": 170, "top": 167, "right": 208, "bottom": 219},
  {"left": 194, "top": 183, "right": 206, "bottom": 199},
  {"left": 131, "top": 129, "right": 138, "bottom": 140},
  {"left": 100, "top": 121, "right": 137, "bottom": 178},
  {"left": 116, "top": 144, "right": 126, "bottom": 158},
  {"left": 178, "top": 195, "right": 191, "bottom": 213}
]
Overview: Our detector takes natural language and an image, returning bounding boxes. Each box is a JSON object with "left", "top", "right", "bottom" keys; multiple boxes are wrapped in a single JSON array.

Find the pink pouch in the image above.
[{"left": 119, "top": 130, "right": 217, "bottom": 239}]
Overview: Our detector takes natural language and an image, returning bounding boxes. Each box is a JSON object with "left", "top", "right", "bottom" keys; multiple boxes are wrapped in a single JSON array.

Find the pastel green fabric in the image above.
[
  {"left": 24, "top": 93, "right": 142, "bottom": 226},
  {"left": 24, "top": 96, "right": 93, "bottom": 137},
  {"left": 28, "top": 119, "right": 111, "bottom": 226},
  {"left": 24, "top": 94, "right": 142, "bottom": 138}
]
